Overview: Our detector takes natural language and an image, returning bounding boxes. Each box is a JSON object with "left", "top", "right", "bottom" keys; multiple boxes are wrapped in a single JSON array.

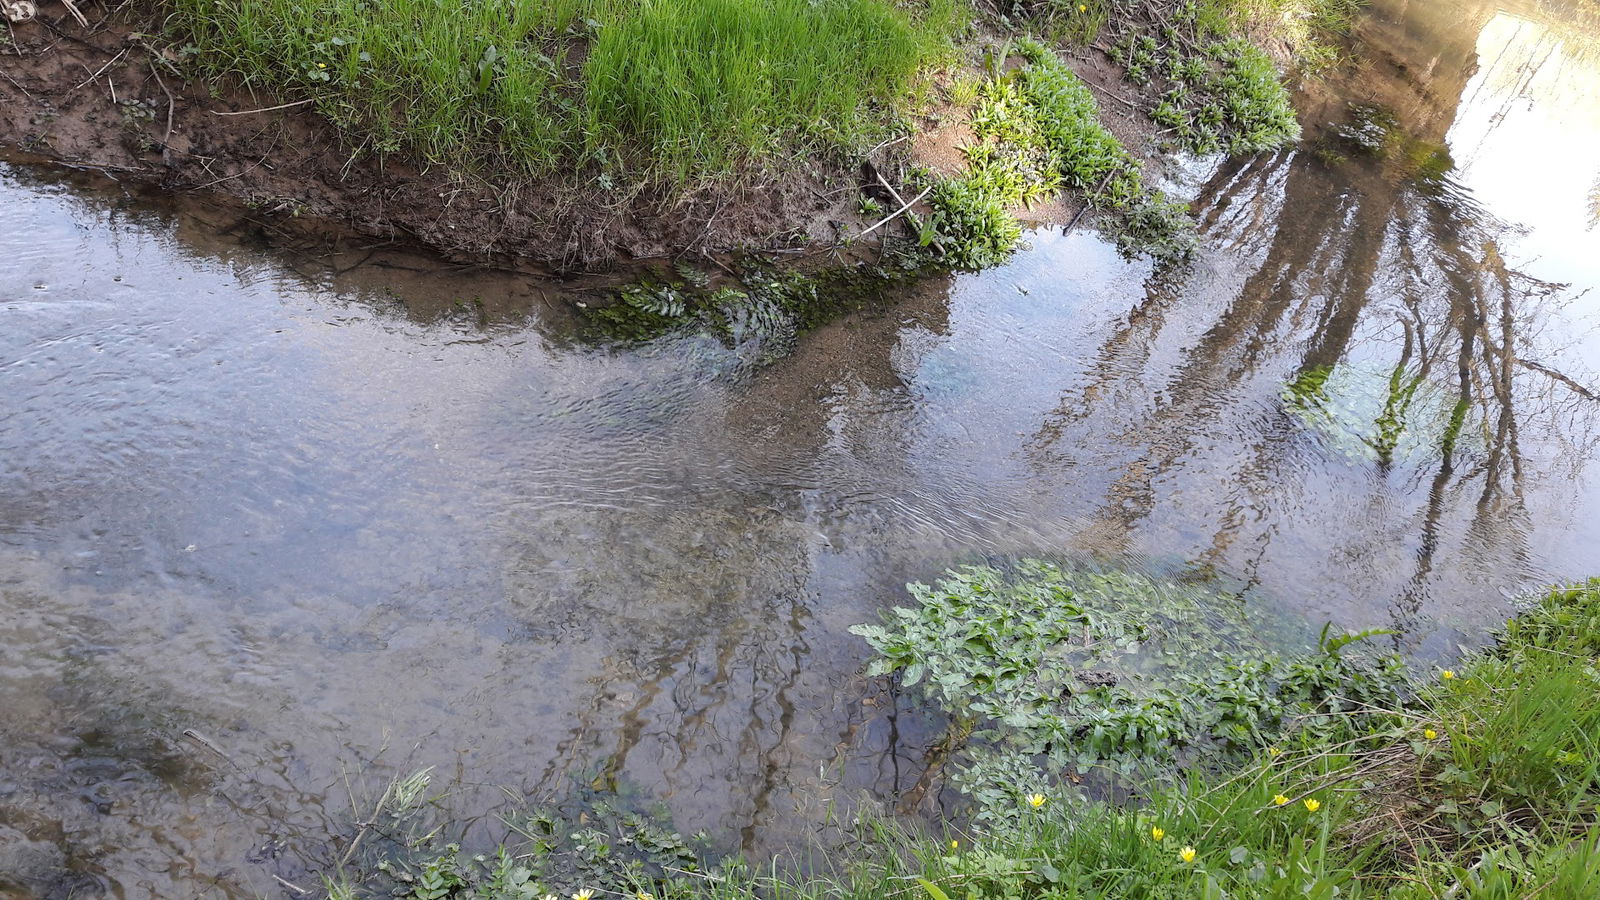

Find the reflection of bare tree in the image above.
[
  {"left": 1025, "top": 0, "right": 1599, "bottom": 638},
  {"left": 1587, "top": 171, "right": 1600, "bottom": 231}
]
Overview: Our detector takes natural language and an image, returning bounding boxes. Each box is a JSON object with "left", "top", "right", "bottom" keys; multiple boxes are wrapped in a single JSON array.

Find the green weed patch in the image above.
[
  {"left": 1107, "top": 9, "right": 1303, "bottom": 155},
  {"left": 926, "top": 40, "right": 1197, "bottom": 269},
  {"left": 850, "top": 560, "right": 1405, "bottom": 821}
]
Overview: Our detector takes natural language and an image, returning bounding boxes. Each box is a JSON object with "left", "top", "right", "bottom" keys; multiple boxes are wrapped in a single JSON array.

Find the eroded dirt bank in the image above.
[
  {"left": 0, "top": 2, "right": 1162, "bottom": 273},
  {"left": 0, "top": 3, "right": 889, "bottom": 270}
]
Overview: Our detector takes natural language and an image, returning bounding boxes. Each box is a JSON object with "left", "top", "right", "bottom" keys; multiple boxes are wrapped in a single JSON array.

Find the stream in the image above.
[{"left": 3, "top": 0, "right": 1599, "bottom": 895}]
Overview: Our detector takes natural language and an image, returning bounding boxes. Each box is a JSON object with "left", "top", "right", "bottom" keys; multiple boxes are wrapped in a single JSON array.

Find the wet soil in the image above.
[
  {"left": 0, "top": 2, "right": 890, "bottom": 272},
  {"left": 0, "top": 3, "right": 1164, "bottom": 272}
]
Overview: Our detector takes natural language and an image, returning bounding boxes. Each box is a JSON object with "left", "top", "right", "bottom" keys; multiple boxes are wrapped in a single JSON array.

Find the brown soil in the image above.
[
  {"left": 2, "top": 3, "right": 1163, "bottom": 273},
  {"left": 0, "top": 1, "right": 899, "bottom": 274}
]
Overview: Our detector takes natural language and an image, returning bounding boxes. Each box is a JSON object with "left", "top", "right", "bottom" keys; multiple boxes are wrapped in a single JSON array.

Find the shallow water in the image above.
[{"left": 3, "top": 0, "right": 1599, "bottom": 895}]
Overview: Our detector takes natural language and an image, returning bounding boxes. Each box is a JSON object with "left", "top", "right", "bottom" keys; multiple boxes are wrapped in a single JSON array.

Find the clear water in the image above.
[{"left": 2, "top": 0, "right": 1598, "bottom": 894}]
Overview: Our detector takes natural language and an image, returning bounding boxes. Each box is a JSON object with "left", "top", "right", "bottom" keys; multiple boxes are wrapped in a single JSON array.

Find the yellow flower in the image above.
[
  {"left": 1078, "top": 3, "right": 1087, "bottom": 10},
  {"left": 317, "top": 62, "right": 327, "bottom": 69},
  {"left": 573, "top": 891, "right": 594, "bottom": 900},
  {"left": 1273, "top": 794, "right": 1290, "bottom": 806},
  {"left": 1150, "top": 826, "right": 1165, "bottom": 841},
  {"left": 1424, "top": 728, "right": 1438, "bottom": 740},
  {"left": 1441, "top": 669, "right": 1456, "bottom": 680},
  {"left": 1026, "top": 793, "right": 1047, "bottom": 809},
  {"left": 637, "top": 894, "right": 654, "bottom": 900},
  {"left": 1267, "top": 747, "right": 1282, "bottom": 758},
  {"left": 1179, "top": 846, "right": 1196, "bottom": 863},
  {"left": 1304, "top": 798, "right": 1321, "bottom": 812},
  {"left": 950, "top": 839, "right": 959, "bottom": 850}
]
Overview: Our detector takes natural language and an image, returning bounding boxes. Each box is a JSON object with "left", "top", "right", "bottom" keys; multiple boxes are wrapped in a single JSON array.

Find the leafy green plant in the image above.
[
  {"left": 926, "top": 178, "right": 1025, "bottom": 269},
  {"left": 924, "top": 39, "right": 1197, "bottom": 267},
  {"left": 850, "top": 560, "right": 1407, "bottom": 820},
  {"left": 410, "top": 845, "right": 466, "bottom": 899},
  {"left": 317, "top": 578, "right": 1600, "bottom": 900}
]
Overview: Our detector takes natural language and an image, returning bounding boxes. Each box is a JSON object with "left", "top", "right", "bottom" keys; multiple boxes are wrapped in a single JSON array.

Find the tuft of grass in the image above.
[
  {"left": 583, "top": 0, "right": 960, "bottom": 182},
  {"left": 1195, "top": 0, "right": 1365, "bottom": 71},
  {"left": 1426, "top": 580, "right": 1600, "bottom": 830},
  {"left": 167, "top": 0, "right": 959, "bottom": 185}
]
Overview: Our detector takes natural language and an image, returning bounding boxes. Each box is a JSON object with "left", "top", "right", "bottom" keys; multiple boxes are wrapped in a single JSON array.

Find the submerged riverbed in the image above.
[{"left": 3, "top": 0, "right": 1599, "bottom": 895}]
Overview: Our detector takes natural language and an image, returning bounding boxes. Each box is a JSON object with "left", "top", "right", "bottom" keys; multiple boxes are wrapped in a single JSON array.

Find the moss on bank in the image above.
[
  {"left": 322, "top": 575, "right": 1600, "bottom": 899},
  {"left": 578, "top": 259, "right": 923, "bottom": 349}
]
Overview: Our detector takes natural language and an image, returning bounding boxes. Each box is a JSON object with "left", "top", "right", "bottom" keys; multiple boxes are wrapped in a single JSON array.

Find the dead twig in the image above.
[
  {"left": 180, "top": 728, "right": 244, "bottom": 771},
  {"left": 0, "top": 67, "right": 35, "bottom": 102},
  {"left": 1083, "top": 78, "right": 1140, "bottom": 109},
  {"left": 1064, "top": 170, "right": 1115, "bottom": 234},
  {"left": 60, "top": 0, "right": 87, "bottom": 27},
  {"left": 873, "top": 166, "right": 908, "bottom": 209},
  {"left": 149, "top": 64, "right": 176, "bottom": 161},
  {"left": 211, "top": 97, "right": 316, "bottom": 116},
  {"left": 865, "top": 132, "right": 910, "bottom": 158},
  {"left": 857, "top": 184, "right": 933, "bottom": 239},
  {"left": 71, "top": 45, "right": 126, "bottom": 92}
]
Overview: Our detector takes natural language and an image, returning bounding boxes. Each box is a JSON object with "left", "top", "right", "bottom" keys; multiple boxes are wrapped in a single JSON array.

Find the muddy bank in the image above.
[
  {"left": 0, "top": 3, "right": 837, "bottom": 271},
  {"left": 0, "top": 3, "right": 1165, "bottom": 273}
]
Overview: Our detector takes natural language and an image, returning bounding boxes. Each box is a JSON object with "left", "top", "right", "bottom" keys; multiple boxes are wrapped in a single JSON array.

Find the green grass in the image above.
[
  {"left": 1195, "top": 0, "right": 1365, "bottom": 71},
  {"left": 583, "top": 0, "right": 958, "bottom": 183},
  {"left": 167, "top": 0, "right": 960, "bottom": 184}
]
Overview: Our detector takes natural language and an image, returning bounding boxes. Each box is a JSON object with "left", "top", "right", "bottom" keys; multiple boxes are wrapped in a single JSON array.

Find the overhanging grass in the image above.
[{"left": 167, "top": 0, "right": 960, "bottom": 184}]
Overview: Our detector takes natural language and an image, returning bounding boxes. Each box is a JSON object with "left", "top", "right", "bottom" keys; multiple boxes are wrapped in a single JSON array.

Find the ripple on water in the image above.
[{"left": 5, "top": 10, "right": 1600, "bottom": 889}]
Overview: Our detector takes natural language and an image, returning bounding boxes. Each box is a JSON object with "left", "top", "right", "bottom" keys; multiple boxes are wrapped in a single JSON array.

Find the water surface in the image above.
[{"left": 3, "top": 0, "right": 1598, "bottom": 895}]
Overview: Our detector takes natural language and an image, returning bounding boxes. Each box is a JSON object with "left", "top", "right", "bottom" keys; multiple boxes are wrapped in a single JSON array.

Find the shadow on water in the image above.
[{"left": 3, "top": 0, "right": 1600, "bottom": 895}]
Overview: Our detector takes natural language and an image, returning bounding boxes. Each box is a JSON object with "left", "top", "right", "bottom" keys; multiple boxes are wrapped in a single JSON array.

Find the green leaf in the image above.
[{"left": 916, "top": 877, "right": 951, "bottom": 900}]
